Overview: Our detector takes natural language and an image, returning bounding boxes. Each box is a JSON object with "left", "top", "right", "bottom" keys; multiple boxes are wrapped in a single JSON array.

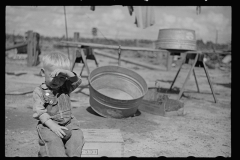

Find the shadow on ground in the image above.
[
  {"left": 215, "top": 83, "right": 231, "bottom": 89},
  {"left": 6, "top": 72, "right": 27, "bottom": 76},
  {"left": 86, "top": 106, "right": 142, "bottom": 118},
  {"left": 182, "top": 93, "right": 216, "bottom": 103},
  {"left": 74, "top": 85, "right": 90, "bottom": 96},
  {"left": 86, "top": 106, "right": 105, "bottom": 118},
  {"left": 148, "top": 87, "right": 181, "bottom": 94}
]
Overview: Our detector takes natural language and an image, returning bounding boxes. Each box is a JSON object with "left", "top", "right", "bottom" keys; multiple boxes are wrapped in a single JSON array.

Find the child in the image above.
[{"left": 32, "top": 51, "right": 84, "bottom": 157}]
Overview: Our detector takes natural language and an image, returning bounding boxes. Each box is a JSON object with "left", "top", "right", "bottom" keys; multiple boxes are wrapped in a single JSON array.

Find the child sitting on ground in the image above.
[{"left": 32, "top": 51, "right": 84, "bottom": 157}]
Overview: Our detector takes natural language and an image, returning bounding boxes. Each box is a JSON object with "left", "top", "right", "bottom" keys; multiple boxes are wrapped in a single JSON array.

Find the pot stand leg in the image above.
[
  {"left": 193, "top": 68, "right": 200, "bottom": 93},
  {"left": 80, "top": 64, "right": 85, "bottom": 76},
  {"left": 70, "top": 49, "right": 77, "bottom": 72},
  {"left": 177, "top": 53, "right": 199, "bottom": 100},
  {"left": 78, "top": 48, "right": 90, "bottom": 76},
  {"left": 202, "top": 61, "right": 218, "bottom": 103},
  {"left": 92, "top": 51, "right": 99, "bottom": 67},
  {"left": 169, "top": 60, "right": 184, "bottom": 90}
]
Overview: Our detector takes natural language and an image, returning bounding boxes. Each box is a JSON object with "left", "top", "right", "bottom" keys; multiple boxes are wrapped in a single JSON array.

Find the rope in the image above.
[
  {"left": 63, "top": 7, "right": 123, "bottom": 65},
  {"left": 85, "top": 14, "right": 120, "bottom": 46},
  {"left": 85, "top": 13, "right": 122, "bottom": 66}
]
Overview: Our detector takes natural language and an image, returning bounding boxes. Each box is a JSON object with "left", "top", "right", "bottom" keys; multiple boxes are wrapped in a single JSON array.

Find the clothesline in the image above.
[
  {"left": 90, "top": 6, "right": 156, "bottom": 29},
  {"left": 61, "top": 6, "right": 201, "bottom": 57}
]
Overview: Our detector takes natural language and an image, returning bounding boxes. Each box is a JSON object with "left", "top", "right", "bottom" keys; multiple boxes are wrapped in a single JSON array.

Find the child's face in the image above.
[{"left": 43, "top": 66, "right": 68, "bottom": 89}]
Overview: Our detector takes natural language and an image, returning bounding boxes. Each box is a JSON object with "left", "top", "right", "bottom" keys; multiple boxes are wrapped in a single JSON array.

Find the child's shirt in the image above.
[{"left": 33, "top": 73, "right": 82, "bottom": 125}]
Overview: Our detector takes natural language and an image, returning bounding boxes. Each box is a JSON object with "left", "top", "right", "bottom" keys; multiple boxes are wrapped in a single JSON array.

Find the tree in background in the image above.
[
  {"left": 206, "top": 41, "right": 215, "bottom": 52},
  {"left": 196, "top": 39, "right": 205, "bottom": 51}
]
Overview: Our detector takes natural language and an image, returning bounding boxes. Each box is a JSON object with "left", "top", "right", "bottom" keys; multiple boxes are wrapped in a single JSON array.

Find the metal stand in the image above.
[
  {"left": 71, "top": 32, "right": 98, "bottom": 77},
  {"left": 169, "top": 51, "right": 218, "bottom": 103},
  {"left": 78, "top": 48, "right": 90, "bottom": 76},
  {"left": 78, "top": 48, "right": 99, "bottom": 76}
]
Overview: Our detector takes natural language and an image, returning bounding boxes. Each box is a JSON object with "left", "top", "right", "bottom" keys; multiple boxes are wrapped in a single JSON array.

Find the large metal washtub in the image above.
[
  {"left": 155, "top": 28, "right": 196, "bottom": 51},
  {"left": 88, "top": 65, "right": 148, "bottom": 118}
]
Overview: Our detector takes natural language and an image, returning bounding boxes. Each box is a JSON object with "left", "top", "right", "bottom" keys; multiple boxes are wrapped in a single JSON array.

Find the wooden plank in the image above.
[
  {"left": 6, "top": 70, "right": 27, "bottom": 76},
  {"left": 139, "top": 99, "right": 184, "bottom": 117},
  {"left": 5, "top": 42, "right": 27, "bottom": 51},
  {"left": 138, "top": 99, "right": 165, "bottom": 116},
  {"left": 26, "top": 31, "right": 40, "bottom": 66},
  {"left": 94, "top": 49, "right": 163, "bottom": 70},
  {"left": 27, "top": 31, "right": 33, "bottom": 66},
  {"left": 32, "top": 32, "right": 38, "bottom": 66},
  {"left": 82, "top": 129, "right": 123, "bottom": 143},
  {"left": 138, "top": 89, "right": 184, "bottom": 117},
  {"left": 6, "top": 78, "right": 44, "bottom": 85},
  {"left": 5, "top": 87, "right": 34, "bottom": 95},
  {"left": 82, "top": 142, "right": 122, "bottom": 157},
  {"left": 81, "top": 129, "right": 123, "bottom": 157},
  {"left": 60, "top": 41, "right": 165, "bottom": 52},
  {"left": 74, "top": 32, "right": 80, "bottom": 41}
]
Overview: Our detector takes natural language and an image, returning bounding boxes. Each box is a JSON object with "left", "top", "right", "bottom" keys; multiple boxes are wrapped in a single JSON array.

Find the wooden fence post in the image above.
[
  {"left": 74, "top": 32, "right": 80, "bottom": 42},
  {"left": 27, "top": 31, "right": 33, "bottom": 66},
  {"left": 6, "top": 30, "right": 40, "bottom": 66},
  {"left": 27, "top": 31, "right": 40, "bottom": 66},
  {"left": 69, "top": 32, "right": 80, "bottom": 71},
  {"left": 166, "top": 51, "right": 172, "bottom": 71},
  {"left": 156, "top": 51, "right": 162, "bottom": 64},
  {"left": 32, "top": 32, "right": 37, "bottom": 66}
]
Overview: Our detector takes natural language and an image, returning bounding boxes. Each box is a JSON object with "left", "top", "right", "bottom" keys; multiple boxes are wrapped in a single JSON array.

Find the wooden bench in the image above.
[{"left": 81, "top": 129, "right": 124, "bottom": 157}]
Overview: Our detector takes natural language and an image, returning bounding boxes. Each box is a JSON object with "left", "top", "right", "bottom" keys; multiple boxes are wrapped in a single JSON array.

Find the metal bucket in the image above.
[
  {"left": 88, "top": 65, "right": 148, "bottom": 118},
  {"left": 156, "top": 28, "right": 196, "bottom": 51}
]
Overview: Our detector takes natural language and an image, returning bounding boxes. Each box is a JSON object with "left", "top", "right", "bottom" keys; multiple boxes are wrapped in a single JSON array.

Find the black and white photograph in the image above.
[{"left": 5, "top": 6, "right": 231, "bottom": 157}]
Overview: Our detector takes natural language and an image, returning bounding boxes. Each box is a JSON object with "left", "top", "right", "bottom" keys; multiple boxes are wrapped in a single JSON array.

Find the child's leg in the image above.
[
  {"left": 65, "top": 129, "right": 85, "bottom": 157},
  {"left": 37, "top": 123, "right": 67, "bottom": 157}
]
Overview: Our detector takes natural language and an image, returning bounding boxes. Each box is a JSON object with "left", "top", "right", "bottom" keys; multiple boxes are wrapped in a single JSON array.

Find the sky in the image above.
[{"left": 5, "top": 6, "right": 231, "bottom": 44}]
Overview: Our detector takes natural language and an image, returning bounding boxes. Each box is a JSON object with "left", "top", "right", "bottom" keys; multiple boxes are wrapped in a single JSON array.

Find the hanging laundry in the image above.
[
  {"left": 134, "top": 6, "right": 155, "bottom": 29},
  {"left": 127, "top": 6, "right": 134, "bottom": 16},
  {"left": 196, "top": 6, "right": 201, "bottom": 15},
  {"left": 88, "top": 6, "right": 155, "bottom": 29},
  {"left": 90, "top": 6, "right": 95, "bottom": 11}
]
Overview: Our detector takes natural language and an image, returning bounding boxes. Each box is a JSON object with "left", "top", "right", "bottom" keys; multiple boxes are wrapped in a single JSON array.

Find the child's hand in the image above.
[
  {"left": 50, "top": 123, "right": 69, "bottom": 138},
  {"left": 50, "top": 69, "right": 67, "bottom": 78},
  {"left": 50, "top": 69, "right": 74, "bottom": 78}
]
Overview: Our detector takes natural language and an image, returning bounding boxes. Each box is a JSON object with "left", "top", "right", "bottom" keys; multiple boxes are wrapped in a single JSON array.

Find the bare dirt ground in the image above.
[{"left": 5, "top": 47, "right": 231, "bottom": 157}]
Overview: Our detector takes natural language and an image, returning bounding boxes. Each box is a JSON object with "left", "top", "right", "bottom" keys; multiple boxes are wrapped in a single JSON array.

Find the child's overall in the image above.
[{"left": 36, "top": 84, "right": 84, "bottom": 157}]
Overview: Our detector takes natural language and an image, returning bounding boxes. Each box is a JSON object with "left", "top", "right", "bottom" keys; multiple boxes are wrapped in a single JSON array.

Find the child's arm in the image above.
[
  {"left": 33, "top": 87, "right": 51, "bottom": 123},
  {"left": 33, "top": 87, "right": 68, "bottom": 138},
  {"left": 51, "top": 69, "right": 82, "bottom": 93}
]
